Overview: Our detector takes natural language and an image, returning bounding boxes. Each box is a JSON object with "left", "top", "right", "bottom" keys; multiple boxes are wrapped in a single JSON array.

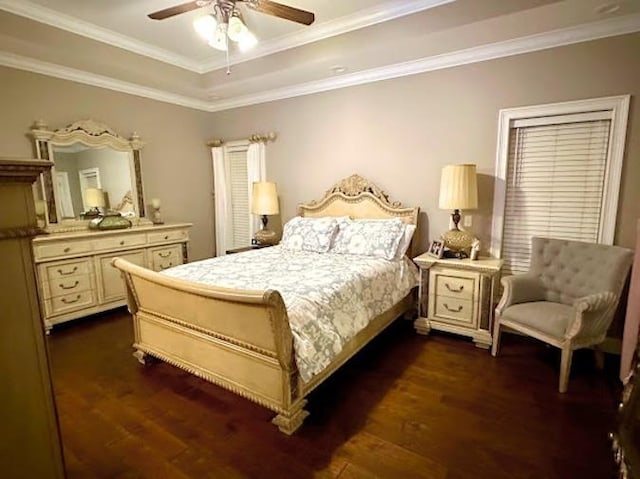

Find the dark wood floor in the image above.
[{"left": 48, "top": 309, "right": 620, "bottom": 479}]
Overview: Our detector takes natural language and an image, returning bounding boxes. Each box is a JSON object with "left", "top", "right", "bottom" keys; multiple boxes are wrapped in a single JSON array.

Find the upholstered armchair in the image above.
[{"left": 491, "top": 237, "right": 633, "bottom": 393}]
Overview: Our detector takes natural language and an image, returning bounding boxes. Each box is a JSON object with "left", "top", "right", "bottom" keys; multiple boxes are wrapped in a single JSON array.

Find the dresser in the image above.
[
  {"left": 0, "top": 159, "right": 65, "bottom": 478},
  {"left": 33, "top": 223, "right": 191, "bottom": 332},
  {"left": 413, "top": 254, "right": 503, "bottom": 349}
]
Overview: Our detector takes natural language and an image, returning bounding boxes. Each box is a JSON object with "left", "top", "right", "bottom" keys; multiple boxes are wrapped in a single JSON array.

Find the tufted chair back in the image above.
[{"left": 529, "top": 237, "right": 632, "bottom": 305}]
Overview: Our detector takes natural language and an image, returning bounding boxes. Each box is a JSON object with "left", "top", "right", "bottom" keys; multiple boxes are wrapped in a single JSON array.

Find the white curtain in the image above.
[
  {"left": 211, "top": 146, "right": 230, "bottom": 256},
  {"left": 246, "top": 141, "right": 266, "bottom": 239}
]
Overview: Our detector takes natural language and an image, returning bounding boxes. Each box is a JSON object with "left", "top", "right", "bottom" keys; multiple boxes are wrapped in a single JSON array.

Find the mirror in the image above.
[{"left": 30, "top": 119, "right": 147, "bottom": 230}]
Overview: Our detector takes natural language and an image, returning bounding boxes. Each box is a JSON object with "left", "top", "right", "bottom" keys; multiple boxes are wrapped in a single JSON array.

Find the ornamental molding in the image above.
[{"left": 326, "top": 174, "right": 400, "bottom": 207}]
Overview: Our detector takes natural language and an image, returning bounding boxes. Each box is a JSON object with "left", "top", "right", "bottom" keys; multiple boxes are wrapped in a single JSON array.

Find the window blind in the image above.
[
  {"left": 502, "top": 117, "right": 611, "bottom": 276},
  {"left": 227, "top": 150, "right": 251, "bottom": 249}
]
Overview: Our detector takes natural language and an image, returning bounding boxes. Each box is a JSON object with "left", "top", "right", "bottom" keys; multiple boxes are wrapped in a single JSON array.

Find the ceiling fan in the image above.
[{"left": 148, "top": 0, "right": 315, "bottom": 26}]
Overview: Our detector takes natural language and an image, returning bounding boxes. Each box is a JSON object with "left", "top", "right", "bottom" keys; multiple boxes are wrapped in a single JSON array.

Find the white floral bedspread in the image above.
[{"left": 161, "top": 246, "right": 418, "bottom": 382}]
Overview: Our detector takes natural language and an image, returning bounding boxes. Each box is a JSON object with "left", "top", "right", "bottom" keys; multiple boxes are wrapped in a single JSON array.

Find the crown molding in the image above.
[
  {"left": 0, "top": 51, "right": 211, "bottom": 111},
  {"left": 0, "top": 0, "right": 203, "bottom": 72},
  {"left": 0, "top": 13, "right": 638, "bottom": 114},
  {"left": 208, "top": 13, "right": 640, "bottom": 112},
  {"left": 0, "top": 0, "right": 453, "bottom": 74},
  {"left": 200, "top": 0, "right": 455, "bottom": 72}
]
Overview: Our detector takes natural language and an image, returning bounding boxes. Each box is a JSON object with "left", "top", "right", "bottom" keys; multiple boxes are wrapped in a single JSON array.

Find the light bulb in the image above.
[
  {"left": 193, "top": 15, "right": 217, "bottom": 42},
  {"left": 227, "top": 15, "right": 248, "bottom": 42},
  {"left": 209, "top": 22, "right": 228, "bottom": 51},
  {"left": 238, "top": 31, "right": 257, "bottom": 51}
]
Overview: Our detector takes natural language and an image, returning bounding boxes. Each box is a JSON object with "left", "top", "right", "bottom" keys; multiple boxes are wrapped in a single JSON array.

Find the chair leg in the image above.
[
  {"left": 559, "top": 347, "right": 573, "bottom": 393},
  {"left": 491, "top": 318, "right": 501, "bottom": 357}
]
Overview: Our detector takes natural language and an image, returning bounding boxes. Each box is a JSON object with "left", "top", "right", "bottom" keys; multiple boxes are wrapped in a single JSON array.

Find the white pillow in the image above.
[
  {"left": 280, "top": 216, "right": 338, "bottom": 253},
  {"left": 393, "top": 224, "right": 416, "bottom": 261},
  {"left": 330, "top": 218, "right": 405, "bottom": 260}
]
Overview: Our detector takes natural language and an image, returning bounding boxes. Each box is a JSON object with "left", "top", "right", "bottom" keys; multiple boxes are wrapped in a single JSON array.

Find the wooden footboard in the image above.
[{"left": 112, "top": 258, "right": 308, "bottom": 434}]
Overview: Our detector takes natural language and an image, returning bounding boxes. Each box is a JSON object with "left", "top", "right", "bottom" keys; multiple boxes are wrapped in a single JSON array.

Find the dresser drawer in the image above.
[
  {"left": 40, "top": 258, "right": 92, "bottom": 281},
  {"left": 42, "top": 274, "right": 93, "bottom": 300},
  {"left": 150, "top": 244, "right": 183, "bottom": 271},
  {"left": 34, "top": 240, "right": 92, "bottom": 261},
  {"left": 432, "top": 296, "right": 476, "bottom": 327},
  {"left": 44, "top": 290, "right": 97, "bottom": 317},
  {"left": 93, "top": 233, "right": 146, "bottom": 252},
  {"left": 147, "top": 229, "right": 188, "bottom": 244},
  {"left": 432, "top": 270, "right": 475, "bottom": 301}
]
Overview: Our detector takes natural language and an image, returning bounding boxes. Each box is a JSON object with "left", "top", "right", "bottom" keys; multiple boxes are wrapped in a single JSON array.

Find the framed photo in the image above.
[{"left": 427, "top": 239, "right": 444, "bottom": 258}]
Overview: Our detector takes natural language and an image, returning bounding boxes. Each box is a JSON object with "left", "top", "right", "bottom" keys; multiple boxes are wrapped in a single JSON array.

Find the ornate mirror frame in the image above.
[{"left": 30, "top": 119, "right": 148, "bottom": 232}]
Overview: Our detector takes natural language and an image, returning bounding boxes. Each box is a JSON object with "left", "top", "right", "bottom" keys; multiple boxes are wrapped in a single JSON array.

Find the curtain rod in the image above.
[{"left": 206, "top": 132, "right": 277, "bottom": 147}]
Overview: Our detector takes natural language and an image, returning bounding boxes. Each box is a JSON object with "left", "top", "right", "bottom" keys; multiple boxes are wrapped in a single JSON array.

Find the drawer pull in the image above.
[
  {"left": 158, "top": 251, "right": 172, "bottom": 258},
  {"left": 59, "top": 280, "right": 79, "bottom": 290},
  {"left": 57, "top": 266, "right": 78, "bottom": 276},
  {"left": 63, "top": 247, "right": 71, "bottom": 253},
  {"left": 120, "top": 240, "right": 125, "bottom": 246},
  {"left": 61, "top": 295, "right": 81, "bottom": 304},
  {"left": 445, "top": 283, "right": 464, "bottom": 293},
  {"left": 164, "top": 235, "right": 169, "bottom": 240},
  {"left": 443, "top": 303, "right": 463, "bottom": 313},
  {"left": 160, "top": 262, "right": 173, "bottom": 270}
]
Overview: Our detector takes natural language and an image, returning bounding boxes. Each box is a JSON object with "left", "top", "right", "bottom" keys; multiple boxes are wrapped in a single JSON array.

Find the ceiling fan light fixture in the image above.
[
  {"left": 193, "top": 14, "right": 217, "bottom": 42},
  {"left": 238, "top": 31, "right": 258, "bottom": 51},
  {"left": 209, "top": 21, "right": 229, "bottom": 51},
  {"left": 227, "top": 14, "right": 248, "bottom": 42}
]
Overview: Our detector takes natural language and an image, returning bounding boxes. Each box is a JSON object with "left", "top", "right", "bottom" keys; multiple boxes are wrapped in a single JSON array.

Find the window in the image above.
[
  {"left": 491, "top": 96, "right": 630, "bottom": 277},
  {"left": 211, "top": 140, "right": 266, "bottom": 255}
]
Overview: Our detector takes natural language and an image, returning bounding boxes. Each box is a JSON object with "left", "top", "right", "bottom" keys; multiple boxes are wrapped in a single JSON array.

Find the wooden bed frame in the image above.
[{"left": 112, "top": 175, "right": 419, "bottom": 434}]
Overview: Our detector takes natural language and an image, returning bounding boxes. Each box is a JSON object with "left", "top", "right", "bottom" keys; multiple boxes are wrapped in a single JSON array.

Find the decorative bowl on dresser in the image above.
[
  {"left": 413, "top": 254, "right": 503, "bottom": 349},
  {"left": 28, "top": 118, "right": 192, "bottom": 332}
]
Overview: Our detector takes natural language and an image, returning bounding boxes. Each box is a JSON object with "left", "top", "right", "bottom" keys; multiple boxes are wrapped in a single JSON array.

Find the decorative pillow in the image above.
[
  {"left": 393, "top": 224, "right": 416, "bottom": 261},
  {"left": 280, "top": 216, "right": 338, "bottom": 253},
  {"left": 331, "top": 218, "right": 405, "bottom": 260}
]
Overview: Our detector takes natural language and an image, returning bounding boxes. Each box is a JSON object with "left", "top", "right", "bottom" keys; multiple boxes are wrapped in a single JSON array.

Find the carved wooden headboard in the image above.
[{"left": 297, "top": 174, "right": 420, "bottom": 256}]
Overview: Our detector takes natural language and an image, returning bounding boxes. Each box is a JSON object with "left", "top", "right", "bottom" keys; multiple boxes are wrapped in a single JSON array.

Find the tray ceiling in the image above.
[{"left": 0, "top": 0, "right": 639, "bottom": 112}]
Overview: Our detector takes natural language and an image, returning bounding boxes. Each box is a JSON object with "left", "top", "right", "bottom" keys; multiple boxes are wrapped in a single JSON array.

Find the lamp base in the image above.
[
  {"left": 441, "top": 228, "right": 476, "bottom": 257},
  {"left": 255, "top": 228, "right": 278, "bottom": 246}
]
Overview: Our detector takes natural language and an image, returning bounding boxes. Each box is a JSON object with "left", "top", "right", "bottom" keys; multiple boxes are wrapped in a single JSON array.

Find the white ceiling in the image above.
[{"left": 0, "top": 0, "right": 639, "bottom": 112}]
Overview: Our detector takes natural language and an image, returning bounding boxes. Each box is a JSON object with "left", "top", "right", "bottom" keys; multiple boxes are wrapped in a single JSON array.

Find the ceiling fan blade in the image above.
[
  {"left": 245, "top": 0, "right": 315, "bottom": 26},
  {"left": 148, "top": 1, "right": 205, "bottom": 20}
]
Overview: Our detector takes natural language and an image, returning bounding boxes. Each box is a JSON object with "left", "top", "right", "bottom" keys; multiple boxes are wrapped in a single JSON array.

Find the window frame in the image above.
[{"left": 490, "top": 95, "right": 630, "bottom": 258}]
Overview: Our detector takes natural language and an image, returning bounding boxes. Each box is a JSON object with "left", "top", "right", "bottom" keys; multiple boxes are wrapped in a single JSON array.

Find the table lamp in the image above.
[
  {"left": 83, "top": 188, "right": 105, "bottom": 218},
  {"left": 438, "top": 164, "right": 478, "bottom": 257},
  {"left": 251, "top": 181, "right": 279, "bottom": 245}
]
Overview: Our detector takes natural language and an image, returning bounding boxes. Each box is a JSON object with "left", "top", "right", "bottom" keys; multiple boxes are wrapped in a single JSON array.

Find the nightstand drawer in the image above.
[
  {"left": 432, "top": 296, "right": 475, "bottom": 326},
  {"left": 433, "top": 272, "right": 475, "bottom": 301}
]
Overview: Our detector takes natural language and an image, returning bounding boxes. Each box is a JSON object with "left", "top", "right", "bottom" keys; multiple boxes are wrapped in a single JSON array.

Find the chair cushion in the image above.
[{"left": 502, "top": 301, "right": 573, "bottom": 339}]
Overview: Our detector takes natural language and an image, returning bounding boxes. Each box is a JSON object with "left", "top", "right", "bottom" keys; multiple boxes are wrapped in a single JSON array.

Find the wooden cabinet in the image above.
[
  {"left": 0, "top": 159, "right": 65, "bottom": 478},
  {"left": 413, "top": 254, "right": 503, "bottom": 349},
  {"left": 33, "top": 223, "right": 191, "bottom": 332}
]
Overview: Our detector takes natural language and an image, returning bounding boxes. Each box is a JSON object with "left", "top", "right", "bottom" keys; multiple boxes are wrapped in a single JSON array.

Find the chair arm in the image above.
[
  {"left": 565, "top": 292, "right": 617, "bottom": 342},
  {"left": 573, "top": 292, "right": 616, "bottom": 313},
  {"left": 496, "top": 274, "right": 546, "bottom": 315}
]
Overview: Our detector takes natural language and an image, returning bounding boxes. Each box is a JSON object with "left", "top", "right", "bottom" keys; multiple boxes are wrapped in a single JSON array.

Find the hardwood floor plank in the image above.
[{"left": 47, "top": 310, "right": 619, "bottom": 478}]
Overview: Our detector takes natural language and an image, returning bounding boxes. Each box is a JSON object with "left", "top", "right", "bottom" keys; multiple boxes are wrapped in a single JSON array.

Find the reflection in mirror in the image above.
[
  {"left": 30, "top": 119, "right": 147, "bottom": 232},
  {"left": 52, "top": 144, "right": 133, "bottom": 219}
]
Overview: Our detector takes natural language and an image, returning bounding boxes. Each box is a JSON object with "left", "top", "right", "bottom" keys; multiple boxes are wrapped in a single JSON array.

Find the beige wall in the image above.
[
  {"left": 206, "top": 32, "right": 640, "bottom": 252},
  {"left": 0, "top": 32, "right": 638, "bottom": 258},
  {"left": 0, "top": 68, "right": 214, "bottom": 260}
]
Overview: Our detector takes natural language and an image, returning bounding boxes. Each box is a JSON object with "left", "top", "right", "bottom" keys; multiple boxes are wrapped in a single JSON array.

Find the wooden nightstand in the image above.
[
  {"left": 225, "top": 244, "right": 272, "bottom": 255},
  {"left": 413, "top": 254, "right": 503, "bottom": 349}
]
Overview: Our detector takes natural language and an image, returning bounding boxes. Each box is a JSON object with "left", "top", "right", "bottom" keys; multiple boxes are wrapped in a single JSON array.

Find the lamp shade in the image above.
[
  {"left": 438, "top": 164, "right": 478, "bottom": 210},
  {"left": 84, "top": 188, "right": 105, "bottom": 208},
  {"left": 251, "top": 182, "right": 279, "bottom": 215}
]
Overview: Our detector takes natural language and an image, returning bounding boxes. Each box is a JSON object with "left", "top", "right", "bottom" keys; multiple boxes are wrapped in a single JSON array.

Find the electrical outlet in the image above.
[{"left": 463, "top": 215, "right": 473, "bottom": 227}]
